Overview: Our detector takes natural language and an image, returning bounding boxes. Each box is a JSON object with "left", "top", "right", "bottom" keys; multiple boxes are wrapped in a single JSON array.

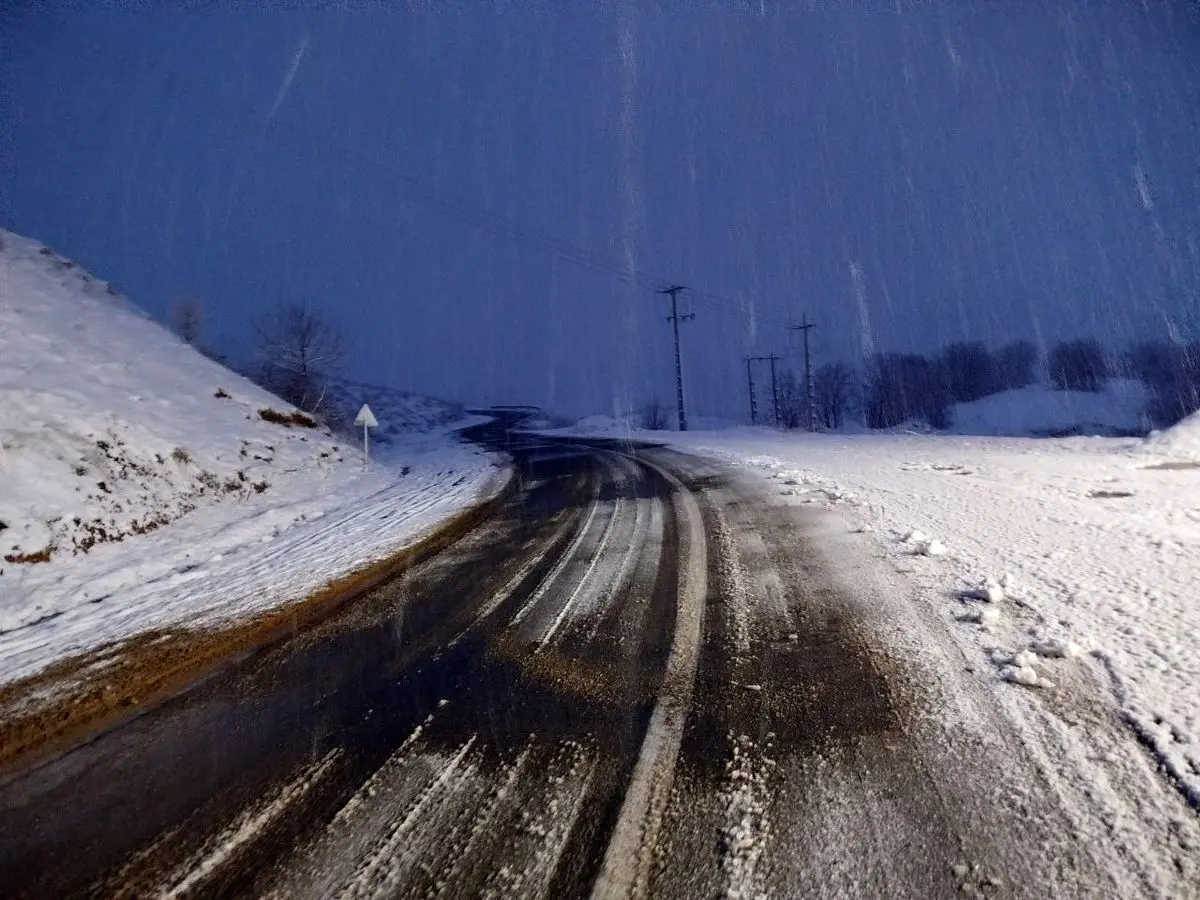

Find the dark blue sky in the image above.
[{"left": 4, "top": 2, "right": 1200, "bottom": 417}]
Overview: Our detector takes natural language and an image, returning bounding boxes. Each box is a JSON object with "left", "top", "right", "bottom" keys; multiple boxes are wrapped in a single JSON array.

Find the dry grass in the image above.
[
  {"left": 3, "top": 547, "right": 53, "bottom": 565},
  {"left": 258, "top": 408, "right": 317, "bottom": 428},
  {"left": 170, "top": 447, "right": 192, "bottom": 465}
]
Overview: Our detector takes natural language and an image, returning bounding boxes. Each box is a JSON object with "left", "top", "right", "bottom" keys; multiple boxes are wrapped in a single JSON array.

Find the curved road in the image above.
[{"left": 0, "top": 419, "right": 1188, "bottom": 898}]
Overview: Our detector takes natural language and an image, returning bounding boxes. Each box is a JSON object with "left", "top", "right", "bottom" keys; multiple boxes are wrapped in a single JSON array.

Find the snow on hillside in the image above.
[
  {"left": 324, "top": 376, "right": 464, "bottom": 442},
  {"left": 651, "top": 426, "right": 1200, "bottom": 809},
  {"left": 0, "top": 229, "right": 503, "bottom": 681},
  {"left": 947, "top": 380, "right": 1151, "bottom": 438}
]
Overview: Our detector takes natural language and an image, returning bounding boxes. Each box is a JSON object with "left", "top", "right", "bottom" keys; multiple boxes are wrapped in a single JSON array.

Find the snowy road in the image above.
[{"left": 0, "top": 422, "right": 1194, "bottom": 898}]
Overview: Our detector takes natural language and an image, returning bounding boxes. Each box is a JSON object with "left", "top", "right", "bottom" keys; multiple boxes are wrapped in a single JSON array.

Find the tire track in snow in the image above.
[
  {"left": 155, "top": 748, "right": 342, "bottom": 900},
  {"left": 333, "top": 736, "right": 478, "bottom": 900},
  {"left": 591, "top": 455, "right": 707, "bottom": 900},
  {"left": 427, "top": 745, "right": 535, "bottom": 898},
  {"left": 481, "top": 741, "right": 598, "bottom": 900},
  {"left": 536, "top": 496, "right": 626, "bottom": 648},
  {"left": 581, "top": 484, "right": 655, "bottom": 645},
  {"left": 506, "top": 475, "right": 605, "bottom": 629}
]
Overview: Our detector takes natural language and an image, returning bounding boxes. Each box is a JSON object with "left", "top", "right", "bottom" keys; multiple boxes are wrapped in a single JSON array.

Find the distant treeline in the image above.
[{"left": 762, "top": 338, "right": 1200, "bottom": 432}]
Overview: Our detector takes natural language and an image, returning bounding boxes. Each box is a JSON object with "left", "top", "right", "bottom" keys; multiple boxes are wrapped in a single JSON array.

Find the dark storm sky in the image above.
[{"left": 4, "top": 2, "right": 1200, "bottom": 418}]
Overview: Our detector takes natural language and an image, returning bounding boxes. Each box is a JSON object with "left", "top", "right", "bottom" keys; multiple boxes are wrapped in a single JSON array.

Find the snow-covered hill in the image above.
[
  {"left": 323, "top": 376, "right": 464, "bottom": 443},
  {"left": 0, "top": 230, "right": 362, "bottom": 568},
  {"left": 0, "top": 229, "right": 502, "bottom": 677},
  {"left": 946, "top": 381, "right": 1151, "bottom": 438}
]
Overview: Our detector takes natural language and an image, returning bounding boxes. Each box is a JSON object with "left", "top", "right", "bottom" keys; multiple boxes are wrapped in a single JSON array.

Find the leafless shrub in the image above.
[
  {"left": 173, "top": 295, "right": 204, "bottom": 345},
  {"left": 254, "top": 301, "right": 347, "bottom": 418}
]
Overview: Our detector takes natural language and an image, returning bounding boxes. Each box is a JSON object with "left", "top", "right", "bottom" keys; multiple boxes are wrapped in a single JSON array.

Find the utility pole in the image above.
[
  {"left": 657, "top": 285, "right": 693, "bottom": 431},
  {"left": 745, "top": 356, "right": 758, "bottom": 424},
  {"left": 747, "top": 354, "right": 781, "bottom": 426},
  {"left": 789, "top": 315, "right": 817, "bottom": 431},
  {"left": 768, "top": 353, "right": 780, "bottom": 426}
]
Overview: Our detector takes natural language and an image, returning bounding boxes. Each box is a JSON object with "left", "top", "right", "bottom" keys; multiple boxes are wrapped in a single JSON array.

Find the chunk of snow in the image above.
[
  {"left": 1012, "top": 649, "right": 1039, "bottom": 668},
  {"left": 964, "top": 577, "right": 1005, "bottom": 603},
  {"left": 1001, "top": 664, "right": 1041, "bottom": 687},
  {"left": 966, "top": 606, "right": 1001, "bottom": 626},
  {"left": 912, "top": 537, "right": 947, "bottom": 557}
]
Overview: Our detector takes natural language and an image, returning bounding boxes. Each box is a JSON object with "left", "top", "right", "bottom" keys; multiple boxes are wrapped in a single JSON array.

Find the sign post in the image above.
[{"left": 354, "top": 403, "right": 378, "bottom": 469}]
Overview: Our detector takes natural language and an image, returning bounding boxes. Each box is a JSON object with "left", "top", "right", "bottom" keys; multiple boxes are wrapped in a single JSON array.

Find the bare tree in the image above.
[
  {"left": 1128, "top": 340, "right": 1200, "bottom": 426},
  {"left": 1048, "top": 340, "right": 1108, "bottom": 392},
  {"left": 639, "top": 397, "right": 668, "bottom": 430},
  {"left": 813, "top": 362, "right": 857, "bottom": 429},
  {"left": 774, "top": 370, "right": 805, "bottom": 429},
  {"left": 255, "top": 301, "right": 348, "bottom": 417},
  {"left": 937, "top": 341, "right": 999, "bottom": 403},
  {"left": 173, "top": 295, "right": 204, "bottom": 346},
  {"left": 864, "top": 353, "right": 951, "bottom": 430},
  {"left": 995, "top": 340, "right": 1038, "bottom": 390}
]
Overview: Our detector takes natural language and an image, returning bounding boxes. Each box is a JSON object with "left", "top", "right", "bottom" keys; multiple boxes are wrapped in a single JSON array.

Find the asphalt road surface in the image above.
[{"left": 0, "top": 420, "right": 1187, "bottom": 898}]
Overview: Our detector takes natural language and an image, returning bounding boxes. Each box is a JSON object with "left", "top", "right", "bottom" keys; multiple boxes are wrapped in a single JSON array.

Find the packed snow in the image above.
[
  {"left": 572, "top": 423, "right": 1200, "bottom": 809},
  {"left": 0, "top": 229, "right": 504, "bottom": 684}
]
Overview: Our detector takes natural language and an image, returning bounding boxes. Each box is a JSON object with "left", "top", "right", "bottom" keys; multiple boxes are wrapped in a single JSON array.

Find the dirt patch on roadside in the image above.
[{"left": 0, "top": 478, "right": 514, "bottom": 777}]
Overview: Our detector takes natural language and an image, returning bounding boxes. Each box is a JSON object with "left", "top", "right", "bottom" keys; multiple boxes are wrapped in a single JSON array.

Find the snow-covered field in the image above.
[
  {"left": 652, "top": 424, "right": 1200, "bottom": 809},
  {"left": 0, "top": 229, "right": 503, "bottom": 685}
]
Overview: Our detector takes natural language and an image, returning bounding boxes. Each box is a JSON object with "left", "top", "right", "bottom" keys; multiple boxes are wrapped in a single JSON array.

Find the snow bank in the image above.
[
  {"left": 625, "top": 426, "right": 1200, "bottom": 808},
  {"left": 947, "top": 381, "right": 1150, "bottom": 438},
  {"left": 0, "top": 229, "right": 501, "bottom": 682},
  {"left": 1142, "top": 408, "right": 1200, "bottom": 464}
]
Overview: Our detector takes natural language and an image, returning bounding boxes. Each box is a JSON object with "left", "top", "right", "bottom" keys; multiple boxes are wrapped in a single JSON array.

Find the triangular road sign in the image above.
[{"left": 354, "top": 404, "right": 378, "bottom": 428}]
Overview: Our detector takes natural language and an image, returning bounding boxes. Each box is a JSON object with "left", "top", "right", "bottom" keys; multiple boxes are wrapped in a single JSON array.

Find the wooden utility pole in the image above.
[
  {"left": 657, "top": 285, "right": 693, "bottom": 431},
  {"left": 745, "top": 356, "right": 758, "bottom": 423},
  {"left": 789, "top": 316, "right": 817, "bottom": 431}
]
